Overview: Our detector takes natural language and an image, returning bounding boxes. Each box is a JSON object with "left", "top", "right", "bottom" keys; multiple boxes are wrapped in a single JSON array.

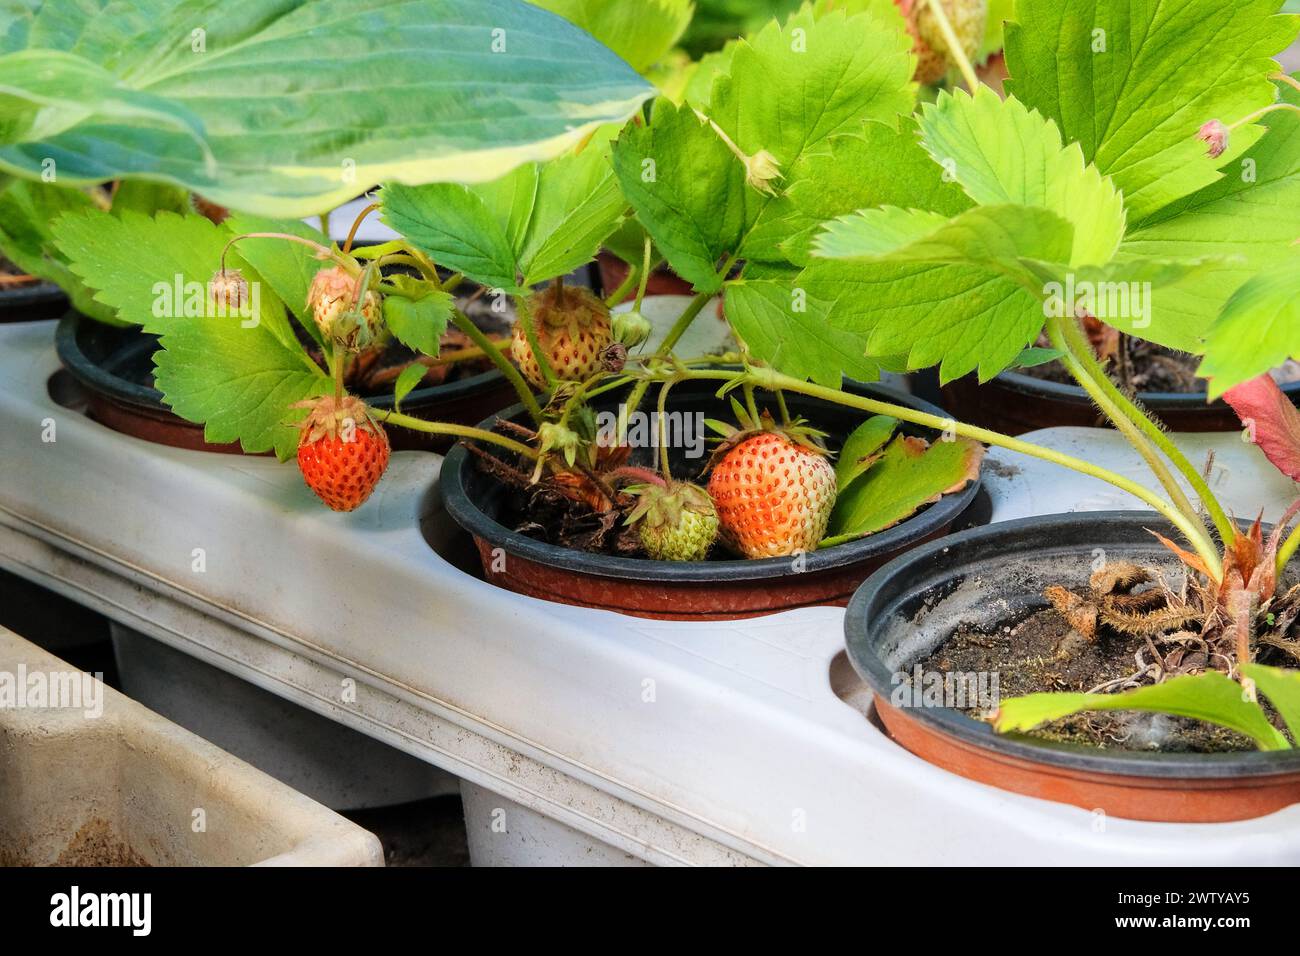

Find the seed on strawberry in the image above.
[
  {"left": 292, "top": 394, "right": 390, "bottom": 512},
  {"left": 307, "top": 266, "right": 383, "bottom": 350},
  {"left": 895, "top": 0, "right": 986, "bottom": 85},
  {"left": 707, "top": 421, "right": 837, "bottom": 559},
  {"left": 510, "top": 284, "right": 612, "bottom": 389},
  {"left": 625, "top": 480, "right": 719, "bottom": 562}
]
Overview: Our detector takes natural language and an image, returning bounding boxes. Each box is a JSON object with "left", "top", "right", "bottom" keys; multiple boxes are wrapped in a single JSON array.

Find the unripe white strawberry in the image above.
[
  {"left": 307, "top": 266, "right": 383, "bottom": 351},
  {"left": 510, "top": 284, "right": 612, "bottom": 388}
]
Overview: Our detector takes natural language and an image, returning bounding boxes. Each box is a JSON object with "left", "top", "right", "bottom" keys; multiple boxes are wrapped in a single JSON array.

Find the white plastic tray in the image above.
[{"left": 4, "top": 318, "right": 1300, "bottom": 865}]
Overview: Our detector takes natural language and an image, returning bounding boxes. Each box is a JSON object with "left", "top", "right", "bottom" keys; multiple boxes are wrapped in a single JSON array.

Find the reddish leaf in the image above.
[{"left": 1224, "top": 375, "right": 1300, "bottom": 482}]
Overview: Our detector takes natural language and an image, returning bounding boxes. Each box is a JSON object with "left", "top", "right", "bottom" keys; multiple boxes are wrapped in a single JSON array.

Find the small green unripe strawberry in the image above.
[
  {"left": 612, "top": 310, "right": 653, "bottom": 349},
  {"left": 625, "top": 480, "right": 719, "bottom": 562}
]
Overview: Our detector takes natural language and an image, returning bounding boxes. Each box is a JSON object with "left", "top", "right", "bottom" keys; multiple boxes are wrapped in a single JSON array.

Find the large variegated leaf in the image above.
[
  {"left": 528, "top": 0, "right": 694, "bottom": 74},
  {"left": 0, "top": 0, "right": 653, "bottom": 216}
]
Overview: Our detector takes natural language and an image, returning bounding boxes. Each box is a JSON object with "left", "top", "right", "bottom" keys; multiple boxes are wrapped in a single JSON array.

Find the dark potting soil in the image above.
[
  {"left": 916, "top": 605, "right": 1265, "bottom": 754},
  {"left": 1022, "top": 338, "right": 1300, "bottom": 395},
  {"left": 1023, "top": 340, "right": 1204, "bottom": 394}
]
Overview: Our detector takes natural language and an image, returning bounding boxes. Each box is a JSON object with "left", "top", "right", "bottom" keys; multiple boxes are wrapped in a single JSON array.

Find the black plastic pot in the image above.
[
  {"left": 0, "top": 282, "right": 68, "bottom": 324},
  {"left": 441, "top": 378, "right": 983, "bottom": 620},
  {"left": 942, "top": 370, "right": 1300, "bottom": 434},
  {"left": 55, "top": 312, "right": 518, "bottom": 454},
  {"left": 844, "top": 511, "right": 1300, "bottom": 822}
]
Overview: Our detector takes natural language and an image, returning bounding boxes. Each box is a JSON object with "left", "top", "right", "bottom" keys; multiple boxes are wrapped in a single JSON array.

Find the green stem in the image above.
[
  {"left": 673, "top": 366, "right": 1225, "bottom": 579},
  {"left": 448, "top": 308, "right": 542, "bottom": 423},
  {"left": 604, "top": 265, "right": 640, "bottom": 308},
  {"left": 655, "top": 289, "right": 714, "bottom": 358},
  {"left": 1050, "top": 314, "right": 1235, "bottom": 544},
  {"left": 775, "top": 390, "right": 792, "bottom": 426},
  {"left": 922, "top": 0, "right": 980, "bottom": 91},
  {"left": 657, "top": 379, "right": 674, "bottom": 478},
  {"left": 1047, "top": 317, "right": 1199, "bottom": 525},
  {"left": 369, "top": 409, "right": 537, "bottom": 459},
  {"left": 634, "top": 239, "right": 654, "bottom": 313},
  {"left": 1278, "top": 523, "right": 1300, "bottom": 579}
]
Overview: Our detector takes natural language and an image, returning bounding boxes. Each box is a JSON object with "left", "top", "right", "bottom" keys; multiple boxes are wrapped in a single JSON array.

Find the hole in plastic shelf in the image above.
[
  {"left": 417, "top": 478, "right": 485, "bottom": 581},
  {"left": 829, "top": 650, "right": 888, "bottom": 736},
  {"left": 47, "top": 368, "right": 88, "bottom": 412}
]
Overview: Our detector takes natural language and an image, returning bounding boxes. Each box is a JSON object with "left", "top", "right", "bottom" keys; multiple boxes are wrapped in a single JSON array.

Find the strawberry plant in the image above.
[
  {"left": 784, "top": 0, "right": 1300, "bottom": 749},
  {"left": 46, "top": 0, "right": 982, "bottom": 579}
]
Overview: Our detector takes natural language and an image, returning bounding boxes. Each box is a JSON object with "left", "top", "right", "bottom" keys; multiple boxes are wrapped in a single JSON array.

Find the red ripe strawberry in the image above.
[
  {"left": 895, "top": 0, "right": 986, "bottom": 85},
  {"left": 510, "top": 283, "right": 612, "bottom": 388},
  {"left": 293, "top": 394, "right": 390, "bottom": 512},
  {"left": 707, "top": 416, "right": 837, "bottom": 559}
]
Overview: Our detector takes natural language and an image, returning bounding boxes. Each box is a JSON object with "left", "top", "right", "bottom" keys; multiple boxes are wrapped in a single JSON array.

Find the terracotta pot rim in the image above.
[
  {"left": 54, "top": 311, "right": 508, "bottom": 415},
  {"left": 845, "top": 511, "right": 1300, "bottom": 781},
  {"left": 993, "top": 368, "right": 1300, "bottom": 412},
  {"left": 440, "top": 379, "right": 982, "bottom": 585}
]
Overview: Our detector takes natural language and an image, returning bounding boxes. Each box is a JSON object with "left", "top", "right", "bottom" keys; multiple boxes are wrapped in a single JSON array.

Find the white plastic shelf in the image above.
[{"left": 4, "top": 318, "right": 1300, "bottom": 865}]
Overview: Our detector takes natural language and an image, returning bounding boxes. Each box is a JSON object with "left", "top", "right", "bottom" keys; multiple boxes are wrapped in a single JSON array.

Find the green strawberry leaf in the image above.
[
  {"left": 394, "top": 364, "right": 431, "bottom": 412},
  {"left": 1004, "top": 0, "right": 1298, "bottom": 222},
  {"left": 616, "top": 5, "right": 917, "bottom": 290},
  {"left": 834, "top": 415, "right": 899, "bottom": 489},
  {"left": 1197, "top": 261, "right": 1300, "bottom": 399},
  {"left": 380, "top": 181, "right": 520, "bottom": 293},
  {"left": 1010, "top": 347, "right": 1065, "bottom": 370},
  {"left": 917, "top": 87, "right": 1127, "bottom": 267},
  {"left": 709, "top": 4, "right": 916, "bottom": 179},
  {"left": 994, "top": 671, "right": 1292, "bottom": 752},
  {"left": 723, "top": 273, "right": 886, "bottom": 387},
  {"left": 50, "top": 209, "right": 328, "bottom": 458},
  {"left": 152, "top": 320, "right": 331, "bottom": 460},
  {"left": 0, "top": 0, "right": 652, "bottom": 217},
  {"left": 528, "top": 0, "right": 694, "bottom": 74},
  {"left": 383, "top": 138, "right": 626, "bottom": 290},
  {"left": 802, "top": 204, "right": 1077, "bottom": 382},
  {"left": 381, "top": 276, "right": 453, "bottom": 358},
  {"left": 825, "top": 434, "right": 984, "bottom": 545},
  {"left": 222, "top": 214, "right": 330, "bottom": 330},
  {"left": 1119, "top": 78, "right": 1300, "bottom": 353},
  {"left": 744, "top": 118, "right": 974, "bottom": 266},
  {"left": 516, "top": 142, "right": 629, "bottom": 285},
  {"left": 611, "top": 98, "right": 749, "bottom": 293},
  {"left": 1242, "top": 663, "right": 1300, "bottom": 743}
]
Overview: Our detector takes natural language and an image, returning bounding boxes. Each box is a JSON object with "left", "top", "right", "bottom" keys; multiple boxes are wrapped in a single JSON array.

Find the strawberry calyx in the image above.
[
  {"left": 624, "top": 479, "right": 716, "bottom": 531},
  {"left": 291, "top": 393, "right": 385, "bottom": 445},
  {"left": 706, "top": 408, "right": 830, "bottom": 469},
  {"left": 529, "top": 283, "right": 610, "bottom": 341}
]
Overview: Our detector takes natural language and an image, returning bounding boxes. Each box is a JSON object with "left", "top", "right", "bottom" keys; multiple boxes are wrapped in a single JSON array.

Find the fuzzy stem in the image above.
[
  {"left": 1047, "top": 315, "right": 1208, "bottom": 536},
  {"left": 448, "top": 308, "right": 542, "bottom": 422},
  {"left": 368, "top": 409, "right": 537, "bottom": 459},
  {"left": 219, "top": 232, "right": 354, "bottom": 274},
  {"left": 1273, "top": 72, "right": 1300, "bottom": 96},
  {"left": 634, "top": 237, "right": 654, "bottom": 313},
  {"left": 674, "top": 365, "right": 1225, "bottom": 578},
  {"left": 655, "top": 290, "right": 714, "bottom": 358},
  {"left": 1053, "top": 316, "right": 1235, "bottom": 544},
  {"left": 604, "top": 265, "right": 640, "bottom": 308},
  {"left": 657, "top": 379, "right": 674, "bottom": 479},
  {"left": 922, "top": 0, "right": 980, "bottom": 92},
  {"left": 342, "top": 202, "right": 379, "bottom": 255},
  {"left": 1230, "top": 102, "right": 1300, "bottom": 131},
  {"left": 1278, "top": 522, "right": 1300, "bottom": 579}
]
